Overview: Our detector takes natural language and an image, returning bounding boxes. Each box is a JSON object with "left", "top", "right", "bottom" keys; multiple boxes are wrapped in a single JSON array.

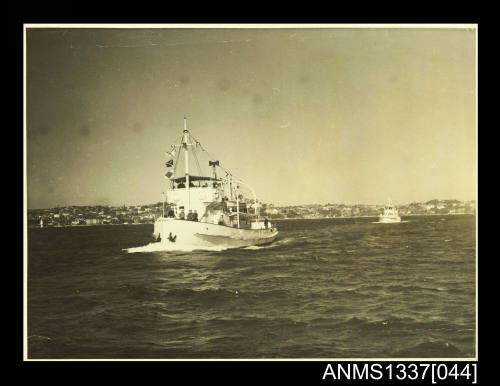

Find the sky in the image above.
[{"left": 26, "top": 26, "right": 477, "bottom": 209}]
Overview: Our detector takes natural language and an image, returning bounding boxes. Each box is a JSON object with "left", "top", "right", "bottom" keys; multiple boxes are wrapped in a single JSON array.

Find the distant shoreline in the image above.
[
  {"left": 274, "top": 213, "right": 475, "bottom": 220},
  {"left": 28, "top": 223, "right": 152, "bottom": 229},
  {"left": 27, "top": 213, "right": 475, "bottom": 228}
]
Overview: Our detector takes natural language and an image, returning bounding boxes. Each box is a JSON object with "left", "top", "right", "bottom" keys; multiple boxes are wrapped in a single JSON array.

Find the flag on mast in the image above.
[{"left": 165, "top": 146, "right": 176, "bottom": 158}]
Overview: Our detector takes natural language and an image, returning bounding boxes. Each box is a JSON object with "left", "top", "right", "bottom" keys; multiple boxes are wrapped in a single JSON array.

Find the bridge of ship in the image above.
[{"left": 165, "top": 176, "right": 268, "bottom": 230}]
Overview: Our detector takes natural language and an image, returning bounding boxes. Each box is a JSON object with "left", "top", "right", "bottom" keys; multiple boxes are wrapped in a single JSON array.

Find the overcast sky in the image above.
[{"left": 26, "top": 26, "right": 476, "bottom": 209}]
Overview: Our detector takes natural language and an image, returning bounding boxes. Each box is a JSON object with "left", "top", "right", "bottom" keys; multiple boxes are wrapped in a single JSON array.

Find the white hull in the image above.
[
  {"left": 153, "top": 217, "right": 278, "bottom": 248},
  {"left": 378, "top": 216, "right": 402, "bottom": 223}
]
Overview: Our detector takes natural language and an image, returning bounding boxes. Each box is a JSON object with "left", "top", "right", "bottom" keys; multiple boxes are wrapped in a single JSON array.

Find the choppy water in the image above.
[{"left": 27, "top": 215, "right": 476, "bottom": 359}]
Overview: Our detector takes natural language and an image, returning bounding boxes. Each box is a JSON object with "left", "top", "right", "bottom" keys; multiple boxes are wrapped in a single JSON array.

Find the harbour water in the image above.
[{"left": 27, "top": 215, "right": 476, "bottom": 359}]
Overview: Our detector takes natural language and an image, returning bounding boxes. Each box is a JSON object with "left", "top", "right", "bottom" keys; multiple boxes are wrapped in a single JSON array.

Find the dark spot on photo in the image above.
[
  {"left": 133, "top": 122, "right": 143, "bottom": 133},
  {"left": 38, "top": 125, "right": 50, "bottom": 136},
  {"left": 218, "top": 79, "right": 231, "bottom": 91},
  {"left": 48, "top": 186, "right": 54, "bottom": 193},
  {"left": 300, "top": 75, "right": 309, "bottom": 83},
  {"left": 253, "top": 94, "right": 263, "bottom": 104},
  {"left": 79, "top": 124, "right": 90, "bottom": 137},
  {"left": 180, "top": 75, "right": 189, "bottom": 85},
  {"left": 29, "top": 124, "right": 51, "bottom": 140}
]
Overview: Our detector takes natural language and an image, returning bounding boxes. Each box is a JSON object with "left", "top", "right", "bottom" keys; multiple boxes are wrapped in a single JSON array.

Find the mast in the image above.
[
  {"left": 183, "top": 117, "right": 190, "bottom": 213},
  {"left": 162, "top": 192, "right": 165, "bottom": 217},
  {"left": 236, "top": 184, "right": 240, "bottom": 228}
]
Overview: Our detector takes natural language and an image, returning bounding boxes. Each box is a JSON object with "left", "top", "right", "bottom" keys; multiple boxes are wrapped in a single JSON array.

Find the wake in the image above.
[
  {"left": 242, "top": 237, "right": 294, "bottom": 250},
  {"left": 125, "top": 237, "right": 293, "bottom": 253},
  {"left": 124, "top": 242, "right": 229, "bottom": 253},
  {"left": 371, "top": 220, "right": 410, "bottom": 224}
]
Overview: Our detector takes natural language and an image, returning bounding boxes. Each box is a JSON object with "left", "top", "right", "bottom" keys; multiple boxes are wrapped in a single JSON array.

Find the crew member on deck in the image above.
[{"left": 264, "top": 217, "right": 269, "bottom": 229}]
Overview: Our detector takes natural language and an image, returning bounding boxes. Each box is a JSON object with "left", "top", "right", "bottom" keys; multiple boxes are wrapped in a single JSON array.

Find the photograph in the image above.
[{"left": 24, "top": 24, "right": 477, "bottom": 360}]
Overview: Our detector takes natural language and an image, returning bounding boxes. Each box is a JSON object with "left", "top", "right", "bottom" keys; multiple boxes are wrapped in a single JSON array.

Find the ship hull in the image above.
[{"left": 153, "top": 218, "right": 278, "bottom": 248}]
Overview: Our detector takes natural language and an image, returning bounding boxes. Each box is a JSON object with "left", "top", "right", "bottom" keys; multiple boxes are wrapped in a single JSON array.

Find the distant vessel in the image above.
[
  {"left": 378, "top": 201, "right": 402, "bottom": 223},
  {"left": 152, "top": 118, "right": 278, "bottom": 248}
]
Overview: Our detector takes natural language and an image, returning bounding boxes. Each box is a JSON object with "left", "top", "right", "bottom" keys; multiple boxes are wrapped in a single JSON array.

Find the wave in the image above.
[
  {"left": 394, "top": 341, "right": 466, "bottom": 357},
  {"left": 242, "top": 237, "right": 295, "bottom": 250},
  {"left": 309, "top": 315, "right": 465, "bottom": 332},
  {"left": 28, "top": 334, "right": 52, "bottom": 341},
  {"left": 206, "top": 316, "right": 308, "bottom": 330},
  {"left": 162, "top": 288, "right": 292, "bottom": 301}
]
